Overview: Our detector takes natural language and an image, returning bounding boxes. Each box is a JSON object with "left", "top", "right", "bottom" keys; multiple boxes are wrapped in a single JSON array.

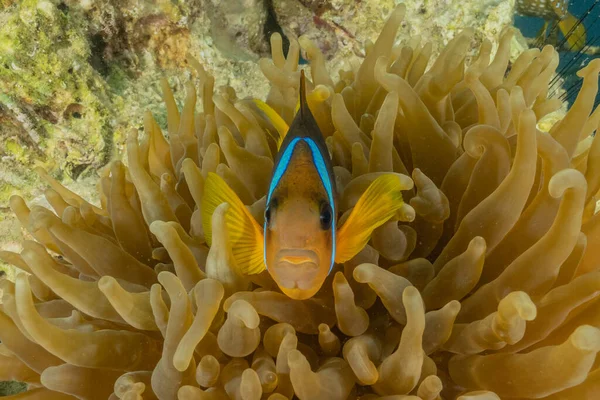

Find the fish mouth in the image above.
[
  {"left": 276, "top": 249, "right": 319, "bottom": 266},
  {"left": 273, "top": 249, "right": 319, "bottom": 290}
]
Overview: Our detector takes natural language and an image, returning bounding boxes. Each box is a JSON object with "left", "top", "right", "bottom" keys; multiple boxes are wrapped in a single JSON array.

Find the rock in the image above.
[
  {"left": 273, "top": 0, "right": 339, "bottom": 60},
  {"left": 205, "top": 0, "right": 270, "bottom": 60}
]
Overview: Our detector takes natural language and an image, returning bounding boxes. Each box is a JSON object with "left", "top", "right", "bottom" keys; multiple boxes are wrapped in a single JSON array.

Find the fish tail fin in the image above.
[
  {"left": 559, "top": 13, "right": 586, "bottom": 51},
  {"left": 202, "top": 172, "right": 266, "bottom": 274},
  {"left": 334, "top": 173, "right": 414, "bottom": 263}
]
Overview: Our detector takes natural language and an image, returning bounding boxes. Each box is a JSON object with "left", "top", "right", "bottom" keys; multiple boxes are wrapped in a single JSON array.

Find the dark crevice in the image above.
[
  {"left": 57, "top": 2, "right": 68, "bottom": 13},
  {"left": 263, "top": 0, "right": 309, "bottom": 64},
  {"left": 89, "top": 33, "right": 110, "bottom": 77},
  {"left": 263, "top": 0, "right": 291, "bottom": 58},
  {"left": 67, "top": 162, "right": 91, "bottom": 180}
]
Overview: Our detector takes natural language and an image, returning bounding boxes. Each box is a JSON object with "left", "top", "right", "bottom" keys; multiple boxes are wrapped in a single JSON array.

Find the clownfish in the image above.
[
  {"left": 516, "top": 0, "right": 586, "bottom": 51},
  {"left": 202, "top": 71, "right": 411, "bottom": 300}
]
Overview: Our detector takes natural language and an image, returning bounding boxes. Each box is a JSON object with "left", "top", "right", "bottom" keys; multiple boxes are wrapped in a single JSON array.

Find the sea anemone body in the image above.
[{"left": 1, "top": 4, "right": 600, "bottom": 400}]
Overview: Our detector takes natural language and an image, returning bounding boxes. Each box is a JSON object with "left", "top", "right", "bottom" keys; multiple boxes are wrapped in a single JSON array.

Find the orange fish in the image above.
[
  {"left": 202, "top": 72, "right": 412, "bottom": 299},
  {"left": 516, "top": 0, "right": 587, "bottom": 51}
]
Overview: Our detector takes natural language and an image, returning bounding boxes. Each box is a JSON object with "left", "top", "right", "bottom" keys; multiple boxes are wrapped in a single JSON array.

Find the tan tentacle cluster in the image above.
[{"left": 2, "top": 4, "right": 600, "bottom": 399}]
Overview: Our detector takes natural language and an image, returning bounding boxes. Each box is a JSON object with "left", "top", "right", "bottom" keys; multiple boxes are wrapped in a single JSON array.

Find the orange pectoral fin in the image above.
[
  {"left": 335, "top": 173, "right": 415, "bottom": 263},
  {"left": 202, "top": 172, "right": 266, "bottom": 274},
  {"left": 558, "top": 13, "right": 586, "bottom": 51}
]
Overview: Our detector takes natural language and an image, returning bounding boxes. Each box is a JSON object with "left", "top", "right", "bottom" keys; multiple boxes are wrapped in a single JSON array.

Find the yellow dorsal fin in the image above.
[
  {"left": 202, "top": 172, "right": 265, "bottom": 274},
  {"left": 298, "top": 69, "right": 308, "bottom": 116},
  {"left": 558, "top": 13, "right": 586, "bottom": 52},
  {"left": 335, "top": 174, "right": 413, "bottom": 263},
  {"left": 252, "top": 99, "right": 288, "bottom": 149}
]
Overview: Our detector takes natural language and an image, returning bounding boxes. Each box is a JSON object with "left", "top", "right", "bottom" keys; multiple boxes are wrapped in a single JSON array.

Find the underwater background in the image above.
[
  {"left": 1, "top": 0, "right": 600, "bottom": 398},
  {"left": 0, "top": 0, "right": 519, "bottom": 275},
  {"left": 515, "top": 0, "right": 600, "bottom": 106}
]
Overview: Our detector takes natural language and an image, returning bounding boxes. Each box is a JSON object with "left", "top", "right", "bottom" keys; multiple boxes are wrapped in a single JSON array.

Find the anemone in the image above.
[{"left": 1, "top": 4, "right": 600, "bottom": 400}]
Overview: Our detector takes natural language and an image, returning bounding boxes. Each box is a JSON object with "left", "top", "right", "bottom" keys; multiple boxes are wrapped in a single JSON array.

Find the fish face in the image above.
[
  {"left": 260, "top": 70, "right": 337, "bottom": 299},
  {"left": 202, "top": 72, "right": 412, "bottom": 301},
  {"left": 264, "top": 139, "right": 335, "bottom": 300},
  {"left": 264, "top": 193, "right": 334, "bottom": 299}
]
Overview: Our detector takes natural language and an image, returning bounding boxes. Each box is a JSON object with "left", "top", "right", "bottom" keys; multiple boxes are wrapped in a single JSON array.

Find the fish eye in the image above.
[{"left": 320, "top": 202, "right": 333, "bottom": 230}]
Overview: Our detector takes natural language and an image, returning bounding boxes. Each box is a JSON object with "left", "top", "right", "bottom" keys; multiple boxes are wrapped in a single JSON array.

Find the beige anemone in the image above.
[{"left": 1, "top": 4, "right": 600, "bottom": 400}]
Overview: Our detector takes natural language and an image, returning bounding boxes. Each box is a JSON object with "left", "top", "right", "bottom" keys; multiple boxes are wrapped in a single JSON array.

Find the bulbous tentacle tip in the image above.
[
  {"left": 577, "top": 58, "right": 600, "bottom": 79},
  {"left": 228, "top": 299, "right": 260, "bottom": 330},
  {"left": 499, "top": 291, "right": 537, "bottom": 322},
  {"left": 352, "top": 263, "right": 374, "bottom": 283},
  {"left": 548, "top": 169, "right": 587, "bottom": 199},
  {"left": 458, "top": 391, "right": 501, "bottom": 400},
  {"left": 8, "top": 194, "right": 26, "bottom": 210},
  {"left": 287, "top": 349, "right": 305, "bottom": 366},
  {"left": 571, "top": 325, "right": 600, "bottom": 352}
]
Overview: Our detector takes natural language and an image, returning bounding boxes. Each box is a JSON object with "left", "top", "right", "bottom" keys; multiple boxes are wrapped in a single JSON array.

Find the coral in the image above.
[
  {"left": 0, "top": 0, "right": 196, "bottom": 271},
  {"left": 272, "top": 0, "right": 339, "bottom": 59},
  {"left": 0, "top": 0, "right": 193, "bottom": 187},
  {"left": 0, "top": 0, "right": 114, "bottom": 171},
  {"left": 0, "top": 0, "right": 117, "bottom": 257},
  {"left": 3, "top": 2, "right": 600, "bottom": 400},
  {"left": 205, "top": 0, "right": 270, "bottom": 61},
  {"left": 130, "top": 13, "right": 191, "bottom": 69}
]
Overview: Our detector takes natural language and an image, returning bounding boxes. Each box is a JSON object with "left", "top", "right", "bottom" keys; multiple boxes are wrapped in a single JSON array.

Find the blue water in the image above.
[
  {"left": 514, "top": 0, "right": 600, "bottom": 105},
  {"left": 515, "top": 0, "right": 600, "bottom": 38}
]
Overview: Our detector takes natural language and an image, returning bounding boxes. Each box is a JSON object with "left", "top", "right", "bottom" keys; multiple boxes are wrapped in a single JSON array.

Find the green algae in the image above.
[
  {"left": 0, "top": 380, "right": 27, "bottom": 396},
  {"left": 5, "top": 139, "right": 27, "bottom": 162},
  {"left": 0, "top": 0, "right": 116, "bottom": 193}
]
